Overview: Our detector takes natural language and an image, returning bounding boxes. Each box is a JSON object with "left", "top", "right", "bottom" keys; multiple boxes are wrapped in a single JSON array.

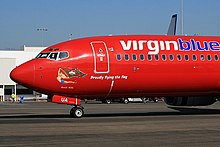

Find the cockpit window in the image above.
[
  {"left": 58, "top": 52, "right": 69, "bottom": 60},
  {"left": 36, "top": 52, "right": 50, "bottom": 58},
  {"left": 48, "top": 52, "right": 58, "bottom": 60},
  {"left": 36, "top": 51, "right": 69, "bottom": 60}
]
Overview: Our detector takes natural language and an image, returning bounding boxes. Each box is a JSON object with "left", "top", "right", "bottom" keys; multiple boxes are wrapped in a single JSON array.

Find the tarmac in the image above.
[{"left": 0, "top": 101, "right": 220, "bottom": 146}]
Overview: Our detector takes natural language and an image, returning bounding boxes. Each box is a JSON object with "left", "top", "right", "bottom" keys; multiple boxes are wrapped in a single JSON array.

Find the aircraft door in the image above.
[{"left": 91, "top": 41, "right": 110, "bottom": 73}]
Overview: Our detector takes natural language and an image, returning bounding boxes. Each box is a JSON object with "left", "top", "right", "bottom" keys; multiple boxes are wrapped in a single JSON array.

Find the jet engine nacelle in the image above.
[{"left": 164, "top": 96, "right": 217, "bottom": 106}]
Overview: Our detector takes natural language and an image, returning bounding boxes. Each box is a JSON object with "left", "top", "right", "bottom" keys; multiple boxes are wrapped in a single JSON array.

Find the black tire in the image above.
[
  {"left": 70, "top": 107, "right": 84, "bottom": 118},
  {"left": 106, "top": 99, "right": 111, "bottom": 104},
  {"left": 124, "top": 98, "right": 129, "bottom": 104},
  {"left": 153, "top": 99, "right": 158, "bottom": 103}
]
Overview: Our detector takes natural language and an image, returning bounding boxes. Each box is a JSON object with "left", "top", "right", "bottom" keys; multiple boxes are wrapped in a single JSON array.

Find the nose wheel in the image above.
[{"left": 70, "top": 106, "right": 84, "bottom": 118}]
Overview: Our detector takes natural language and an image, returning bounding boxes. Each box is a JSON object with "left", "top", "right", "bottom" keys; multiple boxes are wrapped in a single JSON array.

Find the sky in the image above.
[{"left": 0, "top": 0, "right": 220, "bottom": 49}]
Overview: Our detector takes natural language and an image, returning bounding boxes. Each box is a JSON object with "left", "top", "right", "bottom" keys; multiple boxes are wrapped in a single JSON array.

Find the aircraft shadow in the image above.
[
  {"left": 167, "top": 106, "right": 220, "bottom": 114},
  {"left": 0, "top": 114, "right": 70, "bottom": 119},
  {"left": 0, "top": 107, "right": 220, "bottom": 119},
  {"left": 85, "top": 107, "right": 220, "bottom": 117}
]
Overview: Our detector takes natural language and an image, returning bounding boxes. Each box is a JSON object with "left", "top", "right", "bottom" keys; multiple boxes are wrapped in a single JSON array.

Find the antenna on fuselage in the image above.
[{"left": 167, "top": 14, "right": 177, "bottom": 35}]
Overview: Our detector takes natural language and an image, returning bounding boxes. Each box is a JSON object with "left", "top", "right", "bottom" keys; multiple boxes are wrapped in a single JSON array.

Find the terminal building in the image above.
[{"left": 0, "top": 46, "right": 47, "bottom": 101}]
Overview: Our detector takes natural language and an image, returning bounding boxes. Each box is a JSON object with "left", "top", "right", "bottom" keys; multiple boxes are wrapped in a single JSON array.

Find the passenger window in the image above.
[
  {"left": 177, "top": 54, "right": 182, "bottom": 61},
  {"left": 162, "top": 54, "right": 166, "bottom": 61},
  {"left": 214, "top": 54, "right": 219, "bottom": 61},
  {"left": 184, "top": 54, "right": 189, "bottom": 61},
  {"left": 124, "top": 54, "right": 129, "bottom": 61},
  {"left": 154, "top": 54, "right": 159, "bottom": 61},
  {"left": 48, "top": 53, "right": 58, "bottom": 60},
  {"left": 140, "top": 54, "right": 145, "bottom": 61},
  {"left": 192, "top": 54, "right": 197, "bottom": 61},
  {"left": 169, "top": 54, "right": 174, "bottom": 61},
  {"left": 207, "top": 54, "right": 211, "bottom": 61},
  {"left": 116, "top": 54, "right": 122, "bottom": 61},
  {"left": 132, "top": 54, "right": 137, "bottom": 61},
  {"left": 200, "top": 54, "right": 205, "bottom": 61},
  {"left": 147, "top": 54, "right": 152, "bottom": 61},
  {"left": 58, "top": 52, "right": 69, "bottom": 60}
]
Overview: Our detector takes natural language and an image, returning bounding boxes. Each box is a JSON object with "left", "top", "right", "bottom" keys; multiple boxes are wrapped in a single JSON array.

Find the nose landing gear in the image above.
[{"left": 50, "top": 95, "right": 84, "bottom": 118}]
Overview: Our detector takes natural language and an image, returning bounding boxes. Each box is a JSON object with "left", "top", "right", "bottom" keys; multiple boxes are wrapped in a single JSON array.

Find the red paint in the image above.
[
  {"left": 52, "top": 95, "right": 80, "bottom": 105},
  {"left": 10, "top": 35, "right": 220, "bottom": 100}
]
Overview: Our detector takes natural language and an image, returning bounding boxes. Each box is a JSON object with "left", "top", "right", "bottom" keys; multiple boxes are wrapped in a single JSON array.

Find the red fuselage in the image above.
[{"left": 10, "top": 35, "right": 220, "bottom": 99}]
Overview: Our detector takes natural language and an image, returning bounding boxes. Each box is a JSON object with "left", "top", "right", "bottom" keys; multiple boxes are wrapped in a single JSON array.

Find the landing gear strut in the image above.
[{"left": 70, "top": 106, "right": 84, "bottom": 118}]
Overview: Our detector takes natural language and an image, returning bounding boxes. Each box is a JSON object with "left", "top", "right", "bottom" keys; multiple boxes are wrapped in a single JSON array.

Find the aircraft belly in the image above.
[{"left": 106, "top": 71, "right": 220, "bottom": 97}]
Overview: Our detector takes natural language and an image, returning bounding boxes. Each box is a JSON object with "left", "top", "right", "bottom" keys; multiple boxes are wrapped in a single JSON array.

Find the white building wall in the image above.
[
  {"left": 0, "top": 58, "right": 16, "bottom": 85},
  {"left": 0, "top": 46, "right": 47, "bottom": 85},
  {"left": 0, "top": 46, "right": 47, "bottom": 101},
  {"left": 23, "top": 45, "right": 46, "bottom": 52}
]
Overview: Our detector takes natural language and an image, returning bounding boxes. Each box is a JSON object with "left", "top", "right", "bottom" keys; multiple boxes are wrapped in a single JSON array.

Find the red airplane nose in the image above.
[{"left": 10, "top": 62, "right": 35, "bottom": 87}]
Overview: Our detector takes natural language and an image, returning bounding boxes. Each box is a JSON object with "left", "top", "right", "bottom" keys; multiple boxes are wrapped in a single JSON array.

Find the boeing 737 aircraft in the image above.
[{"left": 10, "top": 15, "right": 220, "bottom": 118}]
